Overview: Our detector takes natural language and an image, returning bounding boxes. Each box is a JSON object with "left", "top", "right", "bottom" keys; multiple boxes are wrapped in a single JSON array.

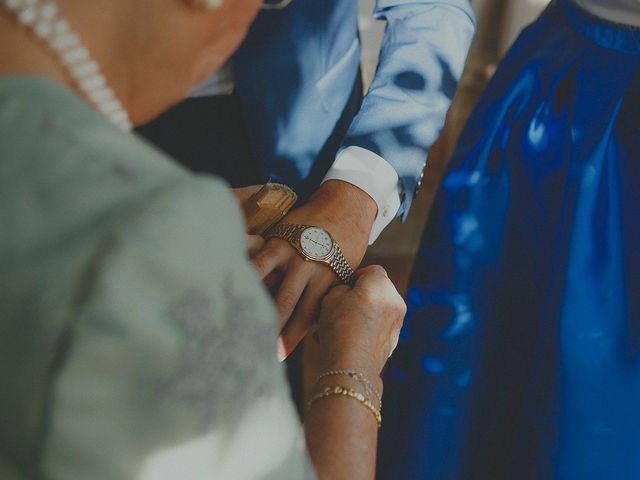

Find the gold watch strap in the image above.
[
  {"left": 266, "top": 223, "right": 355, "bottom": 286},
  {"left": 328, "top": 244, "right": 355, "bottom": 286},
  {"left": 265, "top": 222, "right": 301, "bottom": 244}
]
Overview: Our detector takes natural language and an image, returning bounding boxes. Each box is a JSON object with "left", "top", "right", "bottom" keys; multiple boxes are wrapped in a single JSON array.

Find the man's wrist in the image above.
[
  {"left": 322, "top": 146, "right": 401, "bottom": 244},
  {"left": 307, "top": 179, "right": 377, "bottom": 240}
]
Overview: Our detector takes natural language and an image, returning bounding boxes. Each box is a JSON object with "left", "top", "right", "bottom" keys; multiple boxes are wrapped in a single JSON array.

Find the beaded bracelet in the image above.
[
  {"left": 306, "top": 385, "right": 382, "bottom": 428},
  {"left": 316, "top": 370, "right": 382, "bottom": 410}
]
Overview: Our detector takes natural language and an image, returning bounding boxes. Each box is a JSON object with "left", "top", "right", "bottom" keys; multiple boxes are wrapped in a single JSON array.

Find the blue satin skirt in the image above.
[{"left": 378, "top": 1, "right": 640, "bottom": 479}]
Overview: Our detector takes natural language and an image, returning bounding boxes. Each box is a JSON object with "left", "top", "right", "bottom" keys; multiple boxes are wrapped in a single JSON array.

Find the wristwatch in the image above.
[{"left": 265, "top": 223, "right": 355, "bottom": 286}]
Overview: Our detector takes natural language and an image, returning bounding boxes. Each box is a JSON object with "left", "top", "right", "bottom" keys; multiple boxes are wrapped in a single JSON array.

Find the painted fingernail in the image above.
[{"left": 277, "top": 336, "right": 287, "bottom": 362}]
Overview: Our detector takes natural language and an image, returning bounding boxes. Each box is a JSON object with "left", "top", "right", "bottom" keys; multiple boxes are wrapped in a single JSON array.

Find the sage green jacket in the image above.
[{"left": 0, "top": 77, "right": 313, "bottom": 480}]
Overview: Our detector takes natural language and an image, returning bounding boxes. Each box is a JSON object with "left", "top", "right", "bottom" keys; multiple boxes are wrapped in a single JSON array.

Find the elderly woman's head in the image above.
[
  {"left": 106, "top": 0, "right": 261, "bottom": 123},
  {"left": 0, "top": 0, "right": 261, "bottom": 125},
  {"left": 119, "top": 0, "right": 262, "bottom": 123}
]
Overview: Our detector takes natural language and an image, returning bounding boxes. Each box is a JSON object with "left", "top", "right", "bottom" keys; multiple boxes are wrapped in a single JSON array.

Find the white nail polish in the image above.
[{"left": 277, "top": 337, "right": 287, "bottom": 362}]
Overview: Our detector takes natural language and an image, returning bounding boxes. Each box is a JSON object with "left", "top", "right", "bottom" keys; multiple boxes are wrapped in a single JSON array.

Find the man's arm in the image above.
[
  {"left": 335, "top": 0, "right": 476, "bottom": 224},
  {"left": 253, "top": 1, "right": 476, "bottom": 355}
]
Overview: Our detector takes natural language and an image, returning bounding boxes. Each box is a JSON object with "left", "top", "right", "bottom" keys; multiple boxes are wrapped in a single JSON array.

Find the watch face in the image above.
[{"left": 300, "top": 227, "right": 333, "bottom": 260}]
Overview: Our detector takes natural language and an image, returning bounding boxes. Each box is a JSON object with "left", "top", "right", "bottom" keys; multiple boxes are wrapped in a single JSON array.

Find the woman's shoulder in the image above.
[
  {"left": 0, "top": 75, "right": 238, "bottom": 251},
  {"left": 0, "top": 77, "right": 315, "bottom": 480},
  {"left": 0, "top": 77, "right": 253, "bottom": 299},
  {"left": 0, "top": 75, "right": 187, "bottom": 187}
]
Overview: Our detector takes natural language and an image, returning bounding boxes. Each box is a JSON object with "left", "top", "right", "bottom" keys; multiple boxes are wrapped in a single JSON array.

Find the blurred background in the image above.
[{"left": 359, "top": 0, "right": 551, "bottom": 293}]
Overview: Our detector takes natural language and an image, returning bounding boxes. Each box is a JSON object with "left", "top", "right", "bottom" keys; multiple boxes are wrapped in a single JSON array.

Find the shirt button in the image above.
[{"left": 382, "top": 205, "right": 391, "bottom": 218}]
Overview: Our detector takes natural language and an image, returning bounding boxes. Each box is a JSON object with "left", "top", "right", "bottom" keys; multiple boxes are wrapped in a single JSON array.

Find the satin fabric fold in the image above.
[{"left": 379, "top": 1, "right": 640, "bottom": 478}]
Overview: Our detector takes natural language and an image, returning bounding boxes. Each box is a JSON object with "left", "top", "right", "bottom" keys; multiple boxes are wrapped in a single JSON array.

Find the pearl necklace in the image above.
[{"left": 2, "top": 0, "right": 132, "bottom": 132}]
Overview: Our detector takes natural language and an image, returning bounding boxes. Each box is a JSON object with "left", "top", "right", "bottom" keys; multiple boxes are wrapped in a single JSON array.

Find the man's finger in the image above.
[
  {"left": 274, "top": 266, "right": 310, "bottom": 329},
  {"left": 264, "top": 270, "right": 283, "bottom": 293},
  {"left": 251, "top": 239, "right": 291, "bottom": 279},
  {"left": 246, "top": 235, "right": 265, "bottom": 257},
  {"left": 279, "top": 280, "right": 331, "bottom": 358},
  {"left": 278, "top": 318, "right": 312, "bottom": 362}
]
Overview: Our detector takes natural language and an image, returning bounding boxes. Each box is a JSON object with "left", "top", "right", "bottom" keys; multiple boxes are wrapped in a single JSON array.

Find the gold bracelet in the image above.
[
  {"left": 306, "top": 385, "right": 382, "bottom": 428},
  {"left": 316, "top": 370, "right": 382, "bottom": 410}
]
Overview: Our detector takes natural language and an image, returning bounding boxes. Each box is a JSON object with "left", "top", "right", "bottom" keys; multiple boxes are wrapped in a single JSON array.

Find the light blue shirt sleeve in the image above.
[{"left": 341, "top": 0, "right": 476, "bottom": 219}]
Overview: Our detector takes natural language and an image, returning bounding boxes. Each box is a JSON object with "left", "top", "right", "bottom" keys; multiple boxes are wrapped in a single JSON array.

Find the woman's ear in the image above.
[{"left": 183, "top": 0, "right": 223, "bottom": 10}]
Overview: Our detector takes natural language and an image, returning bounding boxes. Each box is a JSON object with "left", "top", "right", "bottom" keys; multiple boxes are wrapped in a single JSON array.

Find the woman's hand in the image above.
[
  {"left": 251, "top": 180, "right": 377, "bottom": 359},
  {"left": 301, "top": 265, "right": 406, "bottom": 480},
  {"left": 303, "top": 265, "right": 407, "bottom": 389}
]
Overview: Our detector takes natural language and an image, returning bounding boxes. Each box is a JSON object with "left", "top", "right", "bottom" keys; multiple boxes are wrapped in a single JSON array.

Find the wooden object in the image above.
[{"left": 242, "top": 183, "right": 298, "bottom": 235}]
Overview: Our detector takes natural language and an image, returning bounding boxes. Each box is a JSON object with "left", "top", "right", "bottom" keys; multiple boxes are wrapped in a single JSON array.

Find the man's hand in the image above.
[{"left": 251, "top": 180, "right": 377, "bottom": 359}]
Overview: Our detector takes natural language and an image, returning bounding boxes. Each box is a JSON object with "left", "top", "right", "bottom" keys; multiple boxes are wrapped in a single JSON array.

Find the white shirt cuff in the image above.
[
  {"left": 322, "top": 146, "right": 402, "bottom": 245},
  {"left": 189, "top": 63, "right": 235, "bottom": 98}
]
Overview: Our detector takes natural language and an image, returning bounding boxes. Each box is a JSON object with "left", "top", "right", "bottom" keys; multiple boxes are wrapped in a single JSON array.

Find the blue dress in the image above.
[{"left": 378, "top": 1, "right": 640, "bottom": 479}]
